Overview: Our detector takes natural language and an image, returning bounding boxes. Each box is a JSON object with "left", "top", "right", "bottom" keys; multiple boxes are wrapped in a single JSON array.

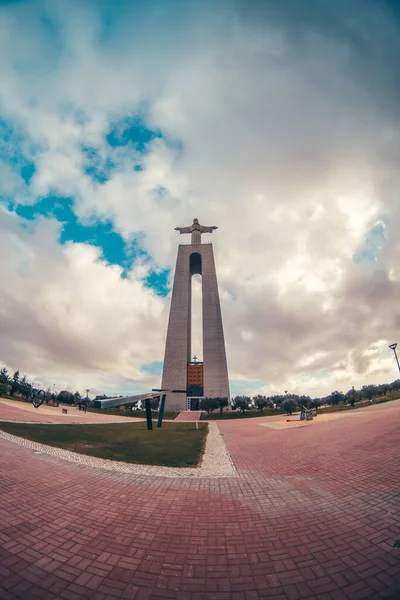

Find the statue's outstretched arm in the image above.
[
  {"left": 199, "top": 225, "right": 218, "bottom": 233},
  {"left": 174, "top": 226, "right": 192, "bottom": 234}
]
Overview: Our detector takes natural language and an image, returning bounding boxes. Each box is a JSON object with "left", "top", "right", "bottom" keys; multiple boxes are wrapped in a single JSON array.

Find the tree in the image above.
[
  {"left": 232, "top": 396, "right": 251, "bottom": 413},
  {"left": 19, "top": 375, "right": 32, "bottom": 400},
  {"left": 376, "top": 383, "right": 390, "bottom": 397},
  {"left": 0, "top": 367, "right": 10, "bottom": 385},
  {"left": 269, "top": 394, "right": 287, "bottom": 409},
  {"left": 57, "top": 390, "right": 75, "bottom": 405},
  {"left": 44, "top": 389, "right": 53, "bottom": 403},
  {"left": 282, "top": 398, "right": 296, "bottom": 415},
  {"left": 390, "top": 379, "right": 400, "bottom": 392},
  {"left": 10, "top": 371, "right": 20, "bottom": 397},
  {"left": 282, "top": 398, "right": 297, "bottom": 415},
  {"left": 361, "top": 385, "right": 377, "bottom": 401},
  {"left": 298, "top": 395, "right": 311, "bottom": 408},
  {"left": 310, "top": 398, "right": 321, "bottom": 410},
  {"left": 0, "top": 382, "right": 11, "bottom": 396},
  {"left": 200, "top": 397, "right": 219, "bottom": 414},
  {"left": 329, "top": 391, "right": 344, "bottom": 405},
  {"left": 346, "top": 387, "right": 359, "bottom": 407},
  {"left": 253, "top": 395, "right": 271, "bottom": 411},
  {"left": 215, "top": 397, "right": 229, "bottom": 414}
]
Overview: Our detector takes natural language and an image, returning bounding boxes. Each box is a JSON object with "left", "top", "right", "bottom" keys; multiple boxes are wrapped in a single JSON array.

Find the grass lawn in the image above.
[
  {"left": 318, "top": 396, "right": 397, "bottom": 414},
  {"left": 318, "top": 403, "right": 363, "bottom": 414},
  {"left": 0, "top": 421, "right": 208, "bottom": 467}
]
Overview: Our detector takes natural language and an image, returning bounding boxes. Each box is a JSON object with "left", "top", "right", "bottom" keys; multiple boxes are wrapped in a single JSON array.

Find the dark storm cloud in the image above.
[{"left": 234, "top": 0, "right": 400, "bottom": 116}]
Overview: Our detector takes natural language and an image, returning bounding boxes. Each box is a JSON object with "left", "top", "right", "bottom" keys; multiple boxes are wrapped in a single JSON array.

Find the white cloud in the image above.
[
  {"left": 0, "top": 0, "right": 400, "bottom": 397},
  {"left": 0, "top": 206, "right": 166, "bottom": 395}
]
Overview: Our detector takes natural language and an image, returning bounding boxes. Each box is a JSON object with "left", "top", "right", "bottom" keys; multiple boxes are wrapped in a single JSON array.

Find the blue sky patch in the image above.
[
  {"left": 81, "top": 115, "right": 166, "bottom": 184},
  {"left": 141, "top": 361, "right": 163, "bottom": 376},
  {"left": 0, "top": 118, "right": 35, "bottom": 187},
  {"left": 14, "top": 196, "right": 130, "bottom": 268},
  {"left": 8, "top": 195, "right": 171, "bottom": 295},
  {"left": 20, "top": 162, "right": 36, "bottom": 184},
  {"left": 104, "top": 114, "right": 183, "bottom": 163},
  {"left": 0, "top": 111, "right": 174, "bottom": 296},
  {"left": 81, "top": 145, "right": 114, "bottom": 183},
  {"left": 353, "top": 221, "right": 386, "bottom": 265},
  {"left": 106, "top": 115, "right": 161, "bottom": 151},
  {"left": 146, "top": 269, "right": 170, "bottom": 297}
]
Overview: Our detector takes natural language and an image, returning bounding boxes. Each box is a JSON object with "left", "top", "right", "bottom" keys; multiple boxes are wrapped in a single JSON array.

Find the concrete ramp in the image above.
[
  {"left": 175, "top": 411, "right": 202, "bottom": 422},
  {"left": 94, "top": 392, "right": 154, "bottom": 410}
]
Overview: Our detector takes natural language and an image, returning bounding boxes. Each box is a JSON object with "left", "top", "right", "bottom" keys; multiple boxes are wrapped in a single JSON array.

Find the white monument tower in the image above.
[{"left": 161, "top": 219, "right": 230, "bottom": 411}]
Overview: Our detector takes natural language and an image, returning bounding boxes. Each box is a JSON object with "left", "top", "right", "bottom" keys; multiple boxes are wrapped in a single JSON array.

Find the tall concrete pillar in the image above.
[
  {"left": 201, "top": 245, "right": 230, "bottom": 400},
  {"left": 161, "top": 220, "right": 230, "bottom": 411}
]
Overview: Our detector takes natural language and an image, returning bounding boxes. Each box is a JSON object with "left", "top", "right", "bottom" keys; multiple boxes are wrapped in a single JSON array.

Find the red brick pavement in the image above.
[
  {"left": 0, "top": 401, "right": 399, "bottom": 599},
  {"left": 0, "top": 400, "right": 141, "bottom": 424}
]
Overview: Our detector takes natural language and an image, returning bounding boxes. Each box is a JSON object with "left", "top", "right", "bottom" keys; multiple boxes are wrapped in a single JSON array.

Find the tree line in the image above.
[
  {"left": 1, "top": 364, "right": 400, "bottom": 413},
  {"left": 0, "top": 367, "right": 84, "bottom": 406},
  {"left": 199, "top": 394, "right": 315, "bottom": 415},
  {"left": 201, "top": 379, "right": 400, "bottom": 415}
]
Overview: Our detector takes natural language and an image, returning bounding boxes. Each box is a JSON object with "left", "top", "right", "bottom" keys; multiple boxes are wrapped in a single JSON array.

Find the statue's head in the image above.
[{"left": 193, "top": 218, "right": 199, "bottom": 224}]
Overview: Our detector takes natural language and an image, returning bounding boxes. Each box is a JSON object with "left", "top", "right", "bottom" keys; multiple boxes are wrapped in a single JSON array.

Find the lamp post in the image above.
[{"left": 389, "top": 343, "right": 400, "bottom": 373}]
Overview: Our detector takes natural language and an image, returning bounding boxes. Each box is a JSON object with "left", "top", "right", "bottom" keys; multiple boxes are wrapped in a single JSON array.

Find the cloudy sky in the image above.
[{"left": 0, "top": 0, "right": 399, "bottom": 399}]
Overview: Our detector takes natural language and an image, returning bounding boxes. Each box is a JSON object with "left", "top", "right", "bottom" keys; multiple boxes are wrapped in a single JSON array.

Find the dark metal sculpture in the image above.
[
  {"left": 30, "top": 389, "right": 46, "bottom": 409},
  {"left": 157, "top": 394, "right": 166, "bottom": 428},
  {"left": 299, "top": 404, "right": 313, "bottom": 421},
  {"left": 152, "top": 389, "right": 187, "bottom": 430},
  {"left": 145, "top": 398, "right": 153, "bottom": 430}
]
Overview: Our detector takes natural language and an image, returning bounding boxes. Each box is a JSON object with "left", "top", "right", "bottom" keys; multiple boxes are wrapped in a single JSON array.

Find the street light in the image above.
[{"left": 389, "top": 343, "right": 400, "bottom": 373}]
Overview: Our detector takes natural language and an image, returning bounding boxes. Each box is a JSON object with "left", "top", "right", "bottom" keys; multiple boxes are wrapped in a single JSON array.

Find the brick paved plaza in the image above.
[{"left": 0, "top": 399, "right": 399, "bottom": 600}]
